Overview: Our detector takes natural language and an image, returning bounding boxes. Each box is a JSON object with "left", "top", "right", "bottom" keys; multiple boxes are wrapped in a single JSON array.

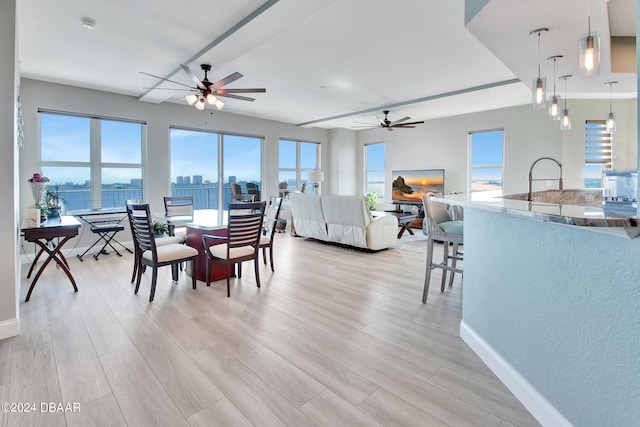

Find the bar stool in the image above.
[{"left": 421, "top": 193, "right": 463, "bottom": 303}]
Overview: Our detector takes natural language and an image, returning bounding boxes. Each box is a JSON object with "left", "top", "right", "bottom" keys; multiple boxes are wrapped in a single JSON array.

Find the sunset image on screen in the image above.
[{"left": 392, "top": 169, "right": 444, "bottom": 203}]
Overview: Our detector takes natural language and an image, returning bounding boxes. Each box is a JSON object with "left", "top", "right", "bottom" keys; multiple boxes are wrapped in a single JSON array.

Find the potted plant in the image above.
[
  {"left": 44, "top": 185, "right": 67, "bottom": 218},
  {"left": 367, "top": 192, "right": 377, "bottom": 210},
  {"left": 153, "top": 221, "right": 168, "bottom": 236}
]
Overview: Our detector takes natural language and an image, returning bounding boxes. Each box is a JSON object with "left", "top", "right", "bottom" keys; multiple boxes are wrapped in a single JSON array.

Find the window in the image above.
[
  {"left": 584, "top": 120, "right": 612, "bottom": 188},
  {"left": 39, "top": 111, "right": 144, "bottom": 211},
  {"left": 469, "top": 129, "right": 504, "bottom": 200},
  {"left": 170, "top": 128, "right": 262, "bottom": 210},
  {"left": 365, "top": 143, "right": 385, "bottom": 199},
  {"left": 278, "top": 139, "right": 320, "bottom": 193}
]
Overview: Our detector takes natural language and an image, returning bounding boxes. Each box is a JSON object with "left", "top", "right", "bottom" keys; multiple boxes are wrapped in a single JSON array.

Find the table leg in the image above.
[{"left": 26, "top": 235, "right": 78, "bottom": 302}]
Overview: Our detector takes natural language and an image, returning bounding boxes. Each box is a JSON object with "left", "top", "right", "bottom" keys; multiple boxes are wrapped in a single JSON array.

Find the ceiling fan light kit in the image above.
[{"left": 143, "top": 63, "right": 265, "bottom": 112}]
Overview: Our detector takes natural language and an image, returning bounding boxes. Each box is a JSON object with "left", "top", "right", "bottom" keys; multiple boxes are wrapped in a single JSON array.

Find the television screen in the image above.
[{"left": 392, "top": 169, "right": 445, "bottom": 204}]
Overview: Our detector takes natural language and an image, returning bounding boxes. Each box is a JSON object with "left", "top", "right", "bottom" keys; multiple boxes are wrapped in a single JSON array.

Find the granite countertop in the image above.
[{"left": 434, "top": 190, "right": 640, "bottom": 238}]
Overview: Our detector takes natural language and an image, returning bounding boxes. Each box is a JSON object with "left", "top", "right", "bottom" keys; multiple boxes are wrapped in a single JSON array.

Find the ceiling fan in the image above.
[
  {"left": 352, "top": 110, "right": 424, "bottom": 131},
  {"left": 141, "top": 64, "right": 266, "bottom": 111}
]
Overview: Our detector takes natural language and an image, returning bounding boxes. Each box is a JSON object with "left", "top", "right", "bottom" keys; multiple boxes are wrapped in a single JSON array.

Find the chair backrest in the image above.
[
  {"left": 278, "top": 182, "right": 288, "bottom": 190},
  {"left": 300, "top": 181, "right": 308, "bottom": 194},
  {"left": 226, "top": 201, "right": 266, "bottom": 249},
  {"left": 126, "top": 203, "right": 157, "bottom": 257},
  {"left": 246, "top": 183, "right": 258, "bottom": 193},
  {"left": 164, "top": 196, "right": 194, "bottom": 216},
  {"left": 421, "top": 192, "right": 451, "bottom": 236},
  {"left": 230, "top": 183, "right": 242, "bottom": 196},
  {"left": 263, "top": 196, "right": 283, "bottom": 240}
]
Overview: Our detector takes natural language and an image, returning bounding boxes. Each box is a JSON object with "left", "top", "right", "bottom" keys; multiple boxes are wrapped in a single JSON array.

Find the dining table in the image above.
[
  {"left": 21, "top": 215, "right": 82, "bottom": 301},
  {"left": 155, "top": 209, "right": 234, "bottom": 282}
]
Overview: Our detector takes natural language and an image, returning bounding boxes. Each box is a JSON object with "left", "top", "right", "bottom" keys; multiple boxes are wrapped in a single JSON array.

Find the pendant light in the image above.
[
  {"left": 604, "top": 81, "right": 617, "bottom": 133},
  {"left": 579, "top": 15, "right": 600, "bottom": 77},
  {"left": 530, "top": 28, "right": 548, "bottom": 109},
  {"left": 547, "top": 55, "right": 562, "bottom": 120},
  {"left": 559, "top": 75, "right": 572, "bottom": 131}
]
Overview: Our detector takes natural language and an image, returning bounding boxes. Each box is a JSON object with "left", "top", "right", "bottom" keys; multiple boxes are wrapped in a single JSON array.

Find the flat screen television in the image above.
[{"left": 391, "top": 169, "right": 445, "bottom": 204}]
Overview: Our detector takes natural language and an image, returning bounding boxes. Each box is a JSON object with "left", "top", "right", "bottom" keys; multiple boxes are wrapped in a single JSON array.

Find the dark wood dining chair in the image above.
[
  {"left": 127, "top": 202, "right": 198, "bottom": 302},
  {"left": 202, "top": 201, "right": 266, "bottom": 297},
  {"left": 259, "top": 196, "right": 283, "bottom": 272},
  {"left": 126, "top": 199, "right": 184, "bottom": 283},
  {"left": 163, "top": 195, "right": 194, "bottom": 237}
]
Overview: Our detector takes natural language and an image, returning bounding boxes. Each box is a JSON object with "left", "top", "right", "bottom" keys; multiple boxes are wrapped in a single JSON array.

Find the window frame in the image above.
[
  {"left": 467, "top": 128, "right": 505, "bottom": 200},
  {"left": 364, "top": 142, "right": 385, "bottom": 200},
  {"left": 169, "top": 126, "right": 264, "bottom": 213},
  {"left": 278, "top": 139, "right": 321, "bottom": 193},
  {"left": 38, "top": 110, "right": 146, "bottom": 210}
]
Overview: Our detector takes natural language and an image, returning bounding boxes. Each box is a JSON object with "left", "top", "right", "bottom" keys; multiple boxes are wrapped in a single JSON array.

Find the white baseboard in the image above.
[
  {"left": 0, "top": 318, "right": 19, "bottom": 340},
  {"left": 460, "top": 320, "right": 573, "bottom": 427}
]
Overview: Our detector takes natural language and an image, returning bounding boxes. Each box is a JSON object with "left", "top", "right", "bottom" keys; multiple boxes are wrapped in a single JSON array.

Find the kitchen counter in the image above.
[
  {"left": 434, "top": 189, "right": 639, "bottom": 238},
  {"left": 439, "top": 189, "right": 640, "bottom": 426}
]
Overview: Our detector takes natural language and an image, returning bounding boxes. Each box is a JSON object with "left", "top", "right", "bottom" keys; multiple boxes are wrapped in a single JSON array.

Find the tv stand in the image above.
[{"left": 391, "top": 201, "right": 423, "bottom": 215}]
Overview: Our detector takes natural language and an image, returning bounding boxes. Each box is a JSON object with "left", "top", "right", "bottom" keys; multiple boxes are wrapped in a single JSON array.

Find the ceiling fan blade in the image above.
[
  {"left": 353, "top": 121, "right": 377, "bottom": 125},
  {"left": 217, "top": 88, "right": 266, "bottom": 94},
  {"left": 143, "top": 87, "right": 197, "bottom": 91},
  {"left": 212, "top": 72, "right": 243, "bottom": 89},
  {"left": 180, "top": 64, "right": 207, "bottom": 90},
  {"left": 139, "top": 71, "right": 195, "bottom": 89},
  {"left": 351, "top": 125, "right": 377, "bottom": 128},
  {"left": 389, "top": 116, "right": 411, "bottom": 126},
  {"left": 216, "top": 93, "right": 255, "bottom": 102},
  {"left": 394, "top": 121, "right": 424, "bottom": 126},
  {"left": 392, "top": 125, "right": 417, "bottom": 128}
]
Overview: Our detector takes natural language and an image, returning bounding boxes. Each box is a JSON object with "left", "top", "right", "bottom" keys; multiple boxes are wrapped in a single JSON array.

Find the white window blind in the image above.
[{"left": 584, "top": 120, "right": 612, "bottom": 167}]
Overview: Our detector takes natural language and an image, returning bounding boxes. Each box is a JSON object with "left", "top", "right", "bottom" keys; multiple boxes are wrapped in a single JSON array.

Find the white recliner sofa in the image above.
[{"left": 289, "top": 193, "right": 398, "bottom": 250}]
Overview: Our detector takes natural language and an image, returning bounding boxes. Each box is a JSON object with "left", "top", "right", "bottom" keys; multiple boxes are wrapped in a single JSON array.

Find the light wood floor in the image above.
[{"left": 2, "top": 232, "right": 541, "bottom": 427}]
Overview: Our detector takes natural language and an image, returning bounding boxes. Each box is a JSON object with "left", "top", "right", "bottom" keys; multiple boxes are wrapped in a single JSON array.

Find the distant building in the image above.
[
  {"left": 192, "top": 175, "right": 203, "bottom": 185},
  {"left": 228, "top": 175, "right": 236, "bottom": 184},
  {"left": 130, "top": 178, "right": 142, "bottom": 187},
  {"left": 176, "top": 176, "right": 184, "bottom": 185},
  {"left": 183, "top": 176, "right": 191, "bottom": 185}
]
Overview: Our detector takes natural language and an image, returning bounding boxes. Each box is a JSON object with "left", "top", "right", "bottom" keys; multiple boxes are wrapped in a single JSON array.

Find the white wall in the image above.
[
  {"left": 357, "top": 100, "right": 637, "bottom": 207},
  {"left": 19, "top": 79, "right": 330, "bottom": 248},
  {"left": 0, "top": 0, "right": 20, "bottom": 340},
  {"left": 327, "top": 128, "right": 357, "bottom": 195}
]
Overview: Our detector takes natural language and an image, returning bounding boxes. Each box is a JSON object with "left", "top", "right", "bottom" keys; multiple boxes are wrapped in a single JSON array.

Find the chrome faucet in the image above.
[{"left": 528, "top": 157, "right": 563, "bottom": 201}]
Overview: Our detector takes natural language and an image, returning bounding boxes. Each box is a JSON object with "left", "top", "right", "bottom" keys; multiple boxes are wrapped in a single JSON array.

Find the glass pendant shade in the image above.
[
  {"left": 606, "top": 112, "right": 616, "bottom": 132},
  {"left": 532, "top": 77, "right": 547, "bottom": 109},
  {"left": 579, "top": 18, "right": 600, "bottom": 77},
  {"left": 548, "top": 95, "right": 560, "bottom": 120},
  {"left": 185, "top": 94, "right": 198, "bottom": 105},
  {"left": 206, "top": 93, "right": 218, "bottom": 105},
  {"left": 195, "top": 98, "right": 205, "bottom": 110},
  {"left": 213, "top": 99, "right": 224, "bottom": 110},
  {"left": 560, "top": 109, "right": 571, "bottom": 131}
]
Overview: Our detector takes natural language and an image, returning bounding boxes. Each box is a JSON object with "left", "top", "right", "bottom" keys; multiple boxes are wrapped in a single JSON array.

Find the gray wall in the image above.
[
  {"left": 463, "top": 208, "right": 640, "bottom": 427},
  {"left": 0, "top": 0, "right": 19, "bottom": 339}
]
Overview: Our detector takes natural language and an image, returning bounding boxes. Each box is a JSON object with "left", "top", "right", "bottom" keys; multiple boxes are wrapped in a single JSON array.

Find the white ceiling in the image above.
[{"left": 17, "top": 0, "right": 636, "bottom": 130}]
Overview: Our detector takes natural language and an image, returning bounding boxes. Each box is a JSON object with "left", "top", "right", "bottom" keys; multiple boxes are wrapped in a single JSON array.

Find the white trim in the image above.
[
  {"left": 460, "top": 320, "right": 574, "bottom": 427},
  {"left": 0, "top": 318, "right": 19, "bottom": 340}
]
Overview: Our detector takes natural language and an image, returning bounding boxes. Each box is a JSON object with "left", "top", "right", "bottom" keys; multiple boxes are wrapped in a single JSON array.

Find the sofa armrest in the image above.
[{"left": 366, "top": 215, "right": 398, "bottom": 250}]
